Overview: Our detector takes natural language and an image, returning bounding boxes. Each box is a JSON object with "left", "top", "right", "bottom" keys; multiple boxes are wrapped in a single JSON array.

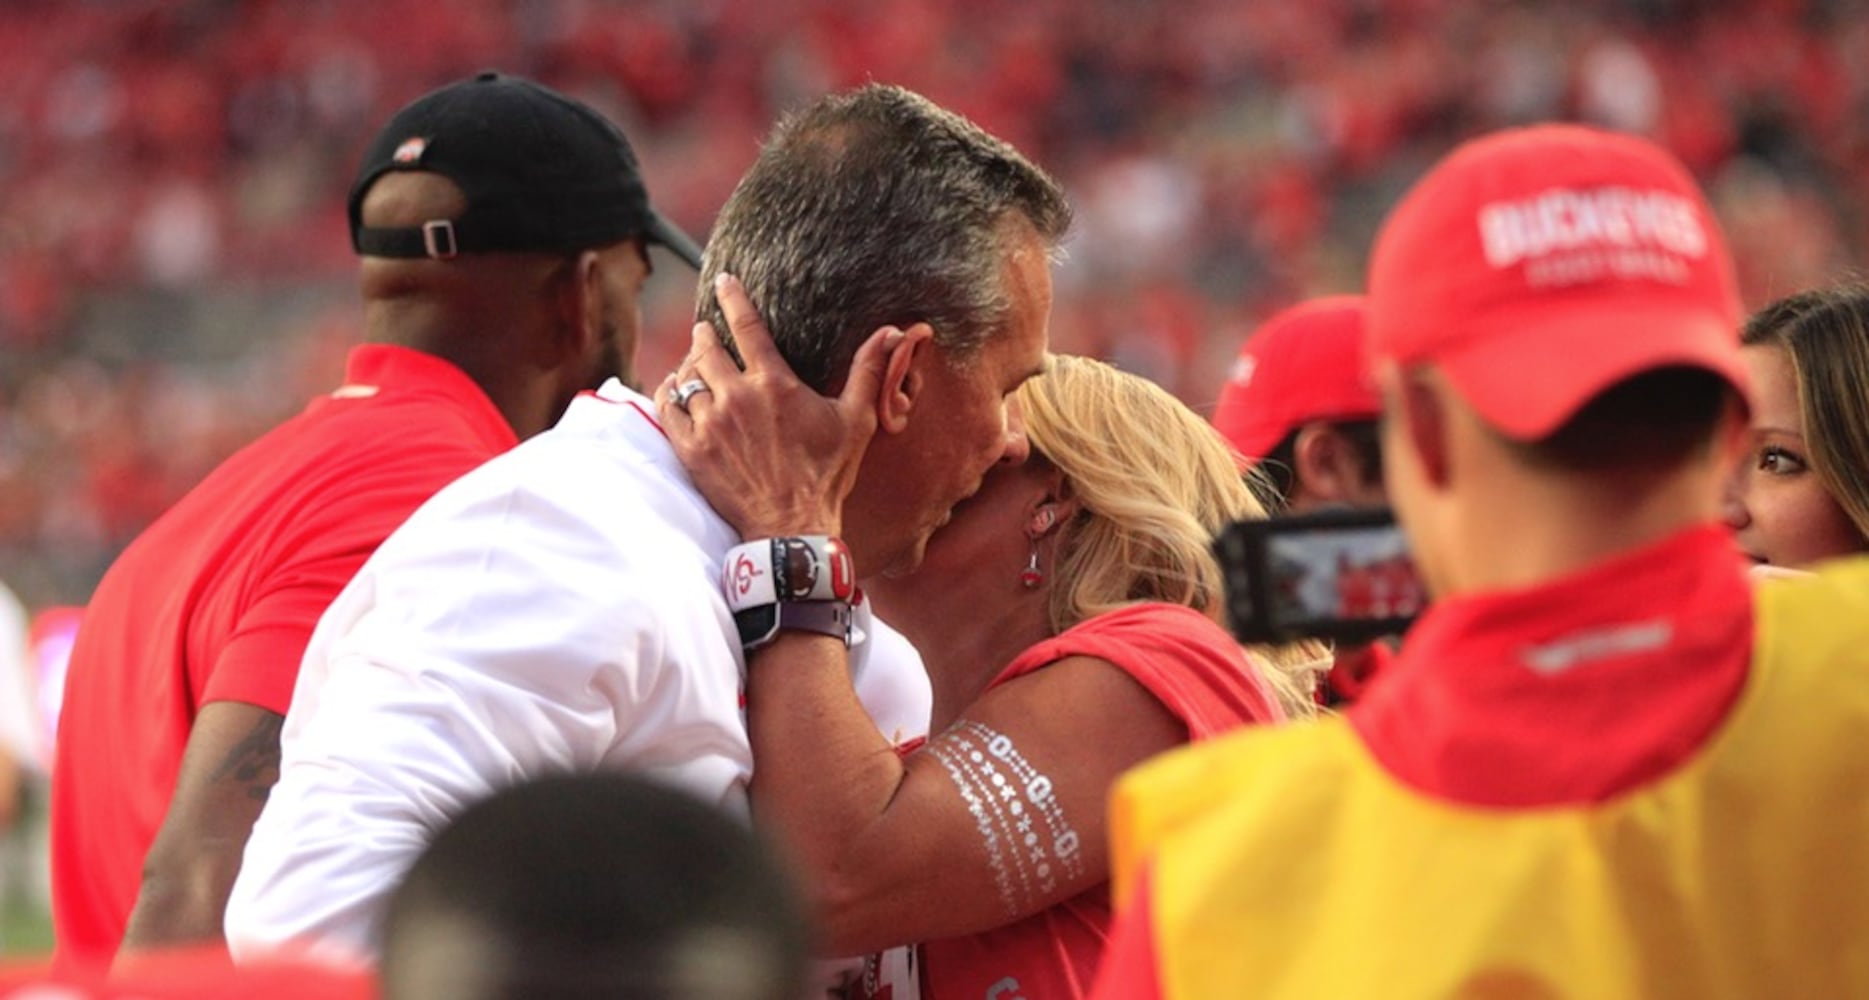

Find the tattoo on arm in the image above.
[
  {"left": 924, "top": 720, "right": 1084, "bottom": 918},
  {"left": 209, "top": 712, "right": 284, "bottom": 802}
]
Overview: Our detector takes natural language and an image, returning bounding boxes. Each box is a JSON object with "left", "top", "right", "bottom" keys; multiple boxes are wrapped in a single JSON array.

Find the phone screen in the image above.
[{"left": 1214, "top": 507, "right": 1426, "bottom": 644}]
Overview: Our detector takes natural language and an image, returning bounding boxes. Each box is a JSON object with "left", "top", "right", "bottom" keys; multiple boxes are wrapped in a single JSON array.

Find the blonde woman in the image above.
[
  {"left": 868, "top": 354, "right": 1319, "bottom": 730},
  {"left": 660, "top": 285, "right": 1320, "bottom": 999},
  {"left": 1725, "top": 285, "right": 1869, "bottom": 568}
]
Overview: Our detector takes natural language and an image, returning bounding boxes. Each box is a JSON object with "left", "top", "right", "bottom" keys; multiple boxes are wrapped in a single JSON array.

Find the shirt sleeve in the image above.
[
  {"left": 224, "top": 475, "right": 744, "bottom": 965},
  {"left": 200, "top": 437, "right": 501, "bottom": 715},
  {"left": 998, "top": 603, "right": 1281, "bottom": 738}
]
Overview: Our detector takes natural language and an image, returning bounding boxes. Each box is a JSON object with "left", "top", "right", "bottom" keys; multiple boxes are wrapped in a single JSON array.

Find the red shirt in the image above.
[
  {"left": 50, "top": 345, "right": 515, "bottom": 965},
  {"left": 861, "top": 602, "right": 1283, "bottom": 1000},
  {"left": 0, "top": 946, "right": 376, "bottom": 999}
]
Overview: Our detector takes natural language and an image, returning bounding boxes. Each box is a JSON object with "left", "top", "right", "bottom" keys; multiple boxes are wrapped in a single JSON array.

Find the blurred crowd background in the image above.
[{"left": 2, "top": 0, "right": 1866, "bottom": 611}]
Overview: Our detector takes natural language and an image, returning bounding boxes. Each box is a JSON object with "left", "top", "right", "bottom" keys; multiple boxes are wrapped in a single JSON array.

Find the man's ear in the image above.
[
  {"left": 555, "top": 250, "right": 602, "bottom": 364},
  {"left": 876, "top": 323, "right": 935, "bottom": 435},
  {"left": 1396, "top": 371, "right": 1451, "bottom": 489},
  {"left": 1292, "top": 424, "right": 1353, "bottom": 505}
]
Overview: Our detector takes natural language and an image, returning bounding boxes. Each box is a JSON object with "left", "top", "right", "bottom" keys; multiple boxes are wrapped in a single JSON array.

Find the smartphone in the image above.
[{"left": 1213, "top": 506, "right": 1426, "bottom": 645}]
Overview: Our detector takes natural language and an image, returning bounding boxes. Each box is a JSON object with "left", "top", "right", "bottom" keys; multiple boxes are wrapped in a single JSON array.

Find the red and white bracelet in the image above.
[{"left": 721, "top": 536, "right": 856, "bottom": 650}]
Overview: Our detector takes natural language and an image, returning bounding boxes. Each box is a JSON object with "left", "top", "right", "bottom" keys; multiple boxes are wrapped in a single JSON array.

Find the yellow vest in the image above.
[{"left": 1109, "top": 561, "right": 1869, "bottom": 999}]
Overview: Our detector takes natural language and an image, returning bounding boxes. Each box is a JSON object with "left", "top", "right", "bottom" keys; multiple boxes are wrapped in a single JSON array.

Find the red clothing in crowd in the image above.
[
  {"left": 855, "top": 602, "right": 1285, "bottom": 999},
  {"left": 0, "top": 946, "right": 375, "bottom": 1000},
  {"left": 50, "top": 345, "right": 516, "bottom": 964}
]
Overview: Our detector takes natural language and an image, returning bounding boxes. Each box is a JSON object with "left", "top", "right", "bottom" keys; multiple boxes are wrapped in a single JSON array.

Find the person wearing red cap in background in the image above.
[
  {"left": 1212, "top": 296, "right": 1385, "bottom": 514},
  {"left": 1211, "top": 296, "right": 1394, "bottom": 704},
  {"left": 1092, "top": 124, "right": 1869, "bottom": 999}
]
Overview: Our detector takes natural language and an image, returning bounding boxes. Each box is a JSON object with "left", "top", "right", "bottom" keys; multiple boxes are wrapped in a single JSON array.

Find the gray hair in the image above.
[{"left": 697, "top": 84, "right": 1072, "bottom": 390}]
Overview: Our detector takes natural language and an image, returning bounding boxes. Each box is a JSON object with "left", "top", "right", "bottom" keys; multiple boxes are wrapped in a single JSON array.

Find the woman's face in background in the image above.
[{"left": 1724, "top": 343, "right": 1867, "bottom": 567}]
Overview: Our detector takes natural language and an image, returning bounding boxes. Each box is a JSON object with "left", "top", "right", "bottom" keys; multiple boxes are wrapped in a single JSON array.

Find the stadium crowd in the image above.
[{"left": 4, "top": 0, "right": 1869, "bottom": 608}]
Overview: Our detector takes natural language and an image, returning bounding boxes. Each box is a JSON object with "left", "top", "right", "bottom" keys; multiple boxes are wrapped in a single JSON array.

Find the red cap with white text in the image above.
[{"left": 1366, "top": 124, "right": 1748, "bottom": 440}]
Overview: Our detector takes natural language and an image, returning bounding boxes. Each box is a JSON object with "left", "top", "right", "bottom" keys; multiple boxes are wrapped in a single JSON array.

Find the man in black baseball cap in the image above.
[
  {"left": 350, "top": 70, "right": 702, "bottom": 267},
  {"left": 53, "top": 71, "right": 699, "bottom": 965}
]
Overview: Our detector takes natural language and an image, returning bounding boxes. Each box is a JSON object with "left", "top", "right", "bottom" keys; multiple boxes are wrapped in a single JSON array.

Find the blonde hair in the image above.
[{"left": 1018, "top": 355, "right": 1327, "bottom": 718}]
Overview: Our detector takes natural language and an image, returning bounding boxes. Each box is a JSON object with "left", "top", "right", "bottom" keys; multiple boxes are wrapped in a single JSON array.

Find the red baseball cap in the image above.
[
  {"left": 1367, "top": 124, "right": 1749, "bottom": 440},
  {"left": 1212, "top": 296, "right": 1381, "bottom": 463}
]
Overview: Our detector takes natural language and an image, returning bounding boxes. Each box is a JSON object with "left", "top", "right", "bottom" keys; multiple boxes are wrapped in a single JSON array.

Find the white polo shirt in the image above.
[{"left": 225, "top": 381, "right": 931, "bottom": 966}]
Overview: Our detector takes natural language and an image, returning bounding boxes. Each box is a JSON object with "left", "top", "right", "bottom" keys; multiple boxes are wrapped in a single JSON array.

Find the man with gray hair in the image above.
[{"left": 226, "top": 83, "right": 1069, "bottom": 966}]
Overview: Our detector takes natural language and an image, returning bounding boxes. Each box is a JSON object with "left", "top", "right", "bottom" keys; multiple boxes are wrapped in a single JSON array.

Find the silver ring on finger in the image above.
[{"left": 672, "top": 377, "right": 711, "bottom": 412}]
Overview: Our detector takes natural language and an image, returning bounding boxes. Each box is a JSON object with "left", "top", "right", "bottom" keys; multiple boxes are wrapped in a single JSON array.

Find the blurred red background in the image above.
[{"left": 2, "top": 0, "right": 1864, "bottom": 610}]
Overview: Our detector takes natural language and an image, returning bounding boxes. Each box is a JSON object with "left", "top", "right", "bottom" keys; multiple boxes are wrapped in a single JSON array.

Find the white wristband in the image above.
[{"left": 721, "top": 536, "right": 857, "bottom": 612}]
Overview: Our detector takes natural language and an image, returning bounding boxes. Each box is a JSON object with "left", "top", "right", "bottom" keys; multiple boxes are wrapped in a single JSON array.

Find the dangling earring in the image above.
[{"left": 1020, "top": 505, "right": 1056, "bottom": 589}]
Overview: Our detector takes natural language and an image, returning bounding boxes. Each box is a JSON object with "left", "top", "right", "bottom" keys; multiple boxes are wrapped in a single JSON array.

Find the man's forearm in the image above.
[
  {"left": 120, "top": 702, "right": 283, "bottom": 959},
  {"left": 746, "top": 632, "right": 904, "bottom": 882}
]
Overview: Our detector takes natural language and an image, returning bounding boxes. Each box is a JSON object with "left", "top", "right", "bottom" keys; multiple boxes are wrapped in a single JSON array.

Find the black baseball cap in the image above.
[{"left": 348, "top": 71, "right": 703, "bottom": 268}]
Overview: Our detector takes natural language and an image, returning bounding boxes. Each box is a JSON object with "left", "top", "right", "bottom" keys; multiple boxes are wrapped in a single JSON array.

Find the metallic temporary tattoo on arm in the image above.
[{"left": 924, "top": 720, "right": 1084, "bottom": 917}]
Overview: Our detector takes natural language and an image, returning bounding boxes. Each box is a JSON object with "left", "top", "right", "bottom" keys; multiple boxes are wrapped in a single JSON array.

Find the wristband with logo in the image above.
[
  {"left": 721, "top": 536, "right": 857, "bottom": 610},
  {"left": 721, "top": 536, "right": 858, "bottom": 651}
]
